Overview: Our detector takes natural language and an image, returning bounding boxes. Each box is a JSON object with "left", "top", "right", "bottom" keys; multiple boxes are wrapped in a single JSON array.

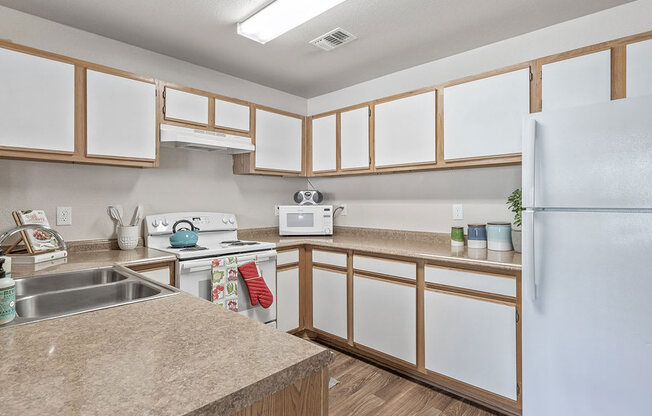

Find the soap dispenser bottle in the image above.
[{"left": 0, "top": 255, "right": 16, "bottom": 325}]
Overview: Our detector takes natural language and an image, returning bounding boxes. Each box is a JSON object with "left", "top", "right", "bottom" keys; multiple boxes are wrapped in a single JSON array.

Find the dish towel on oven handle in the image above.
[
  {"left": 237, "top": 261, "right": 273, "bottom": 309},
  {"left": 211, "top": 256, "right": 239, "bottom": 312}
]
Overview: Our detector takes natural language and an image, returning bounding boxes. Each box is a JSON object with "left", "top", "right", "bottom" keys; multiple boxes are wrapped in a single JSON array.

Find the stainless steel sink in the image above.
[{"left": 4, "top": 266, "right": 178, "bottom": 328}]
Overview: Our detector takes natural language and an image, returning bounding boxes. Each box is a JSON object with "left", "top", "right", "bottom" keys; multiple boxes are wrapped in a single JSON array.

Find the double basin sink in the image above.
[{"left": 5, "top": 266, "right": 178, "bottom": 328}]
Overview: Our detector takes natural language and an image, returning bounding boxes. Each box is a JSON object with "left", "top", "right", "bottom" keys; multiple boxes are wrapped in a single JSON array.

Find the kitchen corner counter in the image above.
[
  {"left": 0, "top": 292, "right": 333, "bottom": 416},
  {"left": 10, "top": 247, "right": 177, "bottom": 279},
  {"left": 240, "top": 227, "right": 521, "bottom": 272}
]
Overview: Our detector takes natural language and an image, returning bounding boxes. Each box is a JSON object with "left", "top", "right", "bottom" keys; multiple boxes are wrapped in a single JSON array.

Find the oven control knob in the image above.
[
  {"left": 222, "top": 217, "right": 228, "bottom": 224},
  {"left": 152, "top": 219, "right": 160, "bottom": 227},
  {"left": 162, "top": 218, "right": 169, "bottom": 227},
  {"left": 228, "top": 218, "right": 235, "bottom": 224}
]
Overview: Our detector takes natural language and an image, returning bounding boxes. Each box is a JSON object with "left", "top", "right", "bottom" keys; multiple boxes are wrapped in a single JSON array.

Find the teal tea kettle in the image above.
[{"left": 169, "top": 220, "right": 199, "bottom": 247}]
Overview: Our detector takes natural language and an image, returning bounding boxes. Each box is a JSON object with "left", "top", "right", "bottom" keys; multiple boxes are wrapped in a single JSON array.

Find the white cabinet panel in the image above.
[
  {"left": 340, "top": 106, "right": 370, "bottom": 170},
  {"left": 215, "top": 98, "right": 250, "bottom": 131},
  {"left": 311, "top": 115, "right": 337, "bottom": 172},
  {"left": 277, "top": 249, "right": 299, "bottom": 266},
  {"left": 425, "top": 266, "right": 516, "bottom": 297},
  {"left": 542, "top": 50, "right": 611, "bottom": 111},
  {"left": 164, "top": 88, "right": 208, "bottom": 125},
  {"left": 354, "top": 276, "right": 416, "bottom": 364},
  {"left": 353, "top": 255, "right": 416, "bottom": 280},
  {"left": 374, "top": 91, "right": 436, "bottom": 167},
  {"left": 255, "top": 108, "right": 303, "bottom": 172},
  {"left": 139, "top": 268, "right": 171, "bottom": 286},
  {"left": 86, "top": 70, "right": 156, "bottom": 160},
  {"left": 277, "top": 267, "right": 300, "bottom": 332},
  {"left": 312, "top": 250, "right": 347, "bottom": 268},
  {"left": 312, "top": 268, "right": 347, "bottom": 339},
  {"left": 444, "top": 69, "right": 529, "bottom": 159},
  {"left": 0, "top": 48, "right": 74, "bottom": 152},
  {"left": 425, "top": 290, "right": 517, "bottom": 400},
  {"left": 627, "top": 39, "right": 652, "bottom": 98}
]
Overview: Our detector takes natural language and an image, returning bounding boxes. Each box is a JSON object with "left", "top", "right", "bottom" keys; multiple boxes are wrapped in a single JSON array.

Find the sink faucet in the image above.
[{"left": 0, "top": 225, "right": 67, "bottom": 252}]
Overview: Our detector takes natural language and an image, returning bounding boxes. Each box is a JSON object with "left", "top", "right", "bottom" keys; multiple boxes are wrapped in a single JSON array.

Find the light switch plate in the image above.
[
  {"left": 452, "top": 204, "right": 464, "bottom": 220},
  {"left": 57, "top": 206, "right": 72, "bottom": 226}
]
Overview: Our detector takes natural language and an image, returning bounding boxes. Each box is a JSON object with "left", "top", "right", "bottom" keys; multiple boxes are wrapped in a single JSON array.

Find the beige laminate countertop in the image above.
[
  {"left": 0, "top": 292, "right": 333, "bottom": 415},
  {"left": 240, "top": 227, "right": 521, "bottom": 272},
  {"left": 11, "top": 247, "right": 177, "bottom": 279}
]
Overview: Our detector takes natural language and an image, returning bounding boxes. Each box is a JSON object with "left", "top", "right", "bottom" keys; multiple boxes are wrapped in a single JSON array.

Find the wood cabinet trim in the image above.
[
  {"left": 425, "top": 263, "right": 518, "bottom": 280},
  {"left": 425, "top": 283, "right": 517, "bottom": 305},
  {"left": 353, "top": 271, "right": 416, "bottom": 287}
]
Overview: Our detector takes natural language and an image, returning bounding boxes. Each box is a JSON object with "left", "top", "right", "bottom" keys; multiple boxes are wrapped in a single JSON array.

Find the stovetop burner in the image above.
[
  {"left": 168, "top": 245, "right": 209, "bottom": 252},
  {"left": 221, "top": 240, "right": 259, "bottom": 246}
]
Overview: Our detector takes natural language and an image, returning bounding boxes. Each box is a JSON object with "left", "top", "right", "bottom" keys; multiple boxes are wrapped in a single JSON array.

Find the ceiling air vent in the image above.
[{"left": 310, "top": 28, "right": 356, "bottom": 51}]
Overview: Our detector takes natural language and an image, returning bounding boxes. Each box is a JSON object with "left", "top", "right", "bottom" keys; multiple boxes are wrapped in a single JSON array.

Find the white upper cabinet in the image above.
[
  {"left": 340, "top": 106, "right": 370, "bottom": 170},
  {"left": 0, "top": 47, "right": 75, "bottom": 152},
  {"left": 374, "top": 90, "right": 436, "bottom": 167},
  {"left": 164, "top": 88, "right": 208, "bottom": 125},
  {"left": 444, "top": 68, "right": 530, "bottom": 160},
  {"left": 86, "top": 70, "right": 156, "bottom": 160},
  {"left": 627, "top": 38, "right": 652, "bottom": 98},
  {"left": 214, "top": 98, "right": 250, "bottom": 132},
  {"left": 255, "top": 108, "right": 303, "bottom": 172},
  {"left": 311, "top": 114, "right": 337, "bottom": 172},
  {"left": 542, "top": 50, "right": 611, "bottom": 111}
]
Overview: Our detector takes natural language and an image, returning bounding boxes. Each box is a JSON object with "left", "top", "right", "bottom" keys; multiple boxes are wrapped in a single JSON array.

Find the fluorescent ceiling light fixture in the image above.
[{"left": 238, "top": 0, "right": 347, "bottom": 44}]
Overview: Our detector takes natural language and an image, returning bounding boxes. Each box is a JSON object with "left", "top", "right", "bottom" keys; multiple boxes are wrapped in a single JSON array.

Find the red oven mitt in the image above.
[{"left": 237, "top": 262, "right": 274, "bottom": 309}]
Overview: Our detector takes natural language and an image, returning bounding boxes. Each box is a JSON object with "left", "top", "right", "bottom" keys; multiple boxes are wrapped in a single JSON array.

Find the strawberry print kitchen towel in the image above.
[{"left": 211, "top": 256, "right": 238, "bottom": 312}]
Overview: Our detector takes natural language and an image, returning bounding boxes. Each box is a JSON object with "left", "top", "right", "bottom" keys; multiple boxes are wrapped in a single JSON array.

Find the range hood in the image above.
[{"left": 160, "top": 124, "right": 254, "bottom": 154}]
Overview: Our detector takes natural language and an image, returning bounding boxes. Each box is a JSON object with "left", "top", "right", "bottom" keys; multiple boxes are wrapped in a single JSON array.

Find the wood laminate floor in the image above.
[{"left": 326, "top": 347, "right": 501, "bottom": 416}]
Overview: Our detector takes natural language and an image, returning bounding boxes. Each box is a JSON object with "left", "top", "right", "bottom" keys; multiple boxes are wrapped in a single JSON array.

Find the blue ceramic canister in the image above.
[
  {"left": 486, "top": 222, "right": 513, "bottom": 252},
  {"left": 467, "top": 224, "right": 487, "bottom": 249}
]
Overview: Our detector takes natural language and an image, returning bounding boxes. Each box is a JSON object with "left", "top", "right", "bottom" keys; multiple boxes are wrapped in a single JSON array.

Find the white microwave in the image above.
[{"left": 278, "top": 205, "right": 333, "bottom": 236}]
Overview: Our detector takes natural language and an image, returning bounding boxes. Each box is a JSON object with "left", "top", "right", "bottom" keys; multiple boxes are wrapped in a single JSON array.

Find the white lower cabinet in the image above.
[
  {"left": 138, "top": 268, "right": 171, "bottom": 286},
  {"left": 425, "top": 289, "right": 517, "bottom": 400},
  {"left": 277, "top": 267, "right": 300, "bottom": 332},
  {"left": 353, "top": 275, "right": 416, "bottom": 364},
  {"left": 312, "top": 267, "right": 347, "bottom": 339}
]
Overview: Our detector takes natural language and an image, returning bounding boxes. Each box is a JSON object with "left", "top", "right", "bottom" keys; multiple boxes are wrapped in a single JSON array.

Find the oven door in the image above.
[
  {"left": 279, "top": 206, "right": 328, "bottom": 235},
  {"left": 177, "top": 250, "right": 277, "bottom": 324}
]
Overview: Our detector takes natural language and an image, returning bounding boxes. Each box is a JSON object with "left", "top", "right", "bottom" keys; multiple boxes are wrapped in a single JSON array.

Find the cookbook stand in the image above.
[{"left": 5, "top": 211, "right": 57, "bottom": 256}]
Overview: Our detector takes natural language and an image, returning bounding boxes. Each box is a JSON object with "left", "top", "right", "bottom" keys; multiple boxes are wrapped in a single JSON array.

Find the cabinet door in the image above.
[
  {"left": 0, "top": 47, "right": 75, "bottom": 152},
  {"left": 542, "top": 50, "right": 611, "bottom": 111},
  {"left": 444, "top": 68, "right": 530, "bottom": 160},
  {"left": 86, "top": 70, "right": 156, "bottom": 160},
  {"left": 311, "top": 114, "right": 337, "bottom": 172},
  {"left": 340, "top": 106, "right": 370, "bottom": 170},
  {"left": 425, "top": 290, "right": 517, "bottom": 400},
  {"left": 139, "top": 268, "right": 172, "bottom": 286},
  {"left": 627, "top": 38, "right": 652, "bottom": 98},
  {"left": 277, "top": 267, "right": 300, "bottom": 332},
  {"left": 354, "top": 275, "right": 416, "bottom": 364},
  {"left": 215, "top": 98, "right": 250, "bottom": 132},
  {"left": 255, "top": 108, "right": 303, "bottom": 172},
  {"left": 312, "top": 267, "right": 347, "bottom": 339},
  {"left": 374, "top": 91, "right": 436, "bottom": 167},
  {"left": 164, "top": 87, "right": 208, "bottom": 125}
]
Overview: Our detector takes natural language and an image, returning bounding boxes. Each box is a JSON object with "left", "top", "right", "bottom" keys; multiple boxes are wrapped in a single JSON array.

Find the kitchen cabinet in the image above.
[
  {"left": 277, "top": 267, "right": 300, "bottom": 332},
  {"left": 541, "top": 50, "right": 611, "bottom": 111},
  {"left": 86, "top": 70, "right": 156, "bottom": 160},
  {"left": 0, "top": 46, "right": 75, "bottom": 152},
  {"left": 312, "top": 249, "right": 347, "bottom": 268},
  {"left": 312, "top": 267, "right": 347, "bottom": 339},
  {"left": 443, "top": 68, "right": 530, "bottom": 160},
  {"left": 425, "top": 265, "right": 516, "bottom": 297},
  {"left": 214, "top": 97, "right": 250, "bottom": 132},
  {"left": 311, "top": 114, "right": 337, "bottom": 173},
  {"left": 626, "top": 38, "right": 652, "bottom": 98},
  {"left": 128, "top": 261, "right": 175, "bottom": 286},
  {"left": 353, "top": 275, "right": 416, "bottom": 364},
  {"left": 374, "top": 90, "right": 436, "bottom": 167},
  {"left": 424, "top": 289, "right": 517, "bottom": 400},
  {"left": 340, "top": 106, "right": 370, "bottom": 170},
  {"left": 254, "top": 107, "right": 303, "bottom": 173},
  {"left": 164, "top": 87, "right": 209, "bottom": 125},
  {"left": 353, "top": 255, "right": 416, "bottom": 280}
]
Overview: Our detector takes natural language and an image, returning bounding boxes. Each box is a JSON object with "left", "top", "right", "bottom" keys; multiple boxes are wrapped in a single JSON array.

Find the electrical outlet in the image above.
[
  {"left": 340, "top": 204, "right": 348, "bottom": 216},
  {"left": 57, "top": 206, "right": 72, "bottom": 226},
  {"left": 274, "top": 205, "right": 279, "bottom": 216},
  {"left": 452, "top": 204, "right": 464, "bottom": 220}
]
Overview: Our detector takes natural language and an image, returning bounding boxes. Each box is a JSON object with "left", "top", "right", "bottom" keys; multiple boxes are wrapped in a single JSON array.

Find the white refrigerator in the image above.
[{"left": 521, "top": 95, "right": 652, "bottom": 416}]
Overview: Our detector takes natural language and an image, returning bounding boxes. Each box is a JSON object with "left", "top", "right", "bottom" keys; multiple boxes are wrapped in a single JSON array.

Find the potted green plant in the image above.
[{"left": 507, "top": 189, "right": 523, "bottom": 253}]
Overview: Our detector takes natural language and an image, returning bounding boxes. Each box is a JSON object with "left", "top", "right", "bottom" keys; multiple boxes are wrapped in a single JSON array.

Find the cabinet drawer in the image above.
[
  {"left": 277, "top": 249, "right": 299, "bottom": 266},
  {"left": 353, "top": 255, "right": 416, "bottom": 280},
  {"left": 312, "top": 249, "right": 347, "bottom": 268},
  {"left": 425, "top": 266, "right": 516, "bottom": 297}
]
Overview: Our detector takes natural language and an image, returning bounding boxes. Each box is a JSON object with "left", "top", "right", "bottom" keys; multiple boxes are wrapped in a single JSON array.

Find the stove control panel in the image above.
[{"left": 145, "top": 212, "right": 238, "bottom": 235}]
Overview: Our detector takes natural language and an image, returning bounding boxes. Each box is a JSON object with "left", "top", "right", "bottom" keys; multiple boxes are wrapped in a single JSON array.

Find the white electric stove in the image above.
[{"left": 145, "top": 212, "right": 277, "bottom": 326}]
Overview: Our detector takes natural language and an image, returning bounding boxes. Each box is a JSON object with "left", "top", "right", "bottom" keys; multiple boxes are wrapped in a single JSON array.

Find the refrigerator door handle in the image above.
[
  {"left": 523, "top": 210, "right": 537, "bottom": 300},
  {"left": 523, "top": 118, "right": 537, "bottom": 208}
]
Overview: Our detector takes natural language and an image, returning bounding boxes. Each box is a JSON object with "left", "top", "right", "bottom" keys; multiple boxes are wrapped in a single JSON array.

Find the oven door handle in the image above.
[
  {"left": 179, "top": 250, "right": 277, "bottom": 273},
  {"left": 180, "top": 263, "right": 212, "bottom": 273}
]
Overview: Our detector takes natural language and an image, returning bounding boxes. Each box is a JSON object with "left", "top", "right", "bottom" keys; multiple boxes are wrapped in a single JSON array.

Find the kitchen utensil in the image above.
[
  {"left": 108, "top": 206, "right": 123, "bottom": 226},
  {"left": 132, "top": 204, "right": 143, "bottom": 226},
  {"left": 169, "top": 220, "right": 199, "bottom": 248}
]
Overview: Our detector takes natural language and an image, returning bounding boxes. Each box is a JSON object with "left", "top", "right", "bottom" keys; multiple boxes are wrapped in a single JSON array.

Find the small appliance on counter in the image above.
[
  {"left": 293, "top": 190, "right": 323, "bottom": 205},
  {"left": 278, "top": 205, "right": 333, "bottom": 236}
]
